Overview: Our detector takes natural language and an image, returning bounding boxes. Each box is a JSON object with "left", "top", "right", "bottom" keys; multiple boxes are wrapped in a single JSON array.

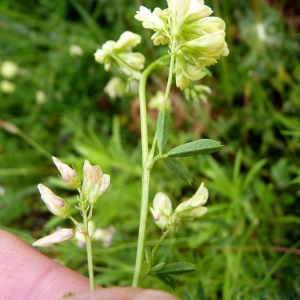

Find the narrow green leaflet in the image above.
[
  {"left": 167, "top": 139, "right": 222, "bottom": 158},
  {"left": 156, "top": 274, "right": 177, "bottom": 290},
  {"left": 155, "top": 262, "right": 196, "bottom": 275},
  {"left": 150, "top": 262, "right": 166, "bottom": 274},
  {"left": 196, "top": 280, "right": 207, "bottom": 300},
  {"left": 164, "top": 157, "right": 192, "bottom": 184},
  {"left": 156, "top": 107, "right": 170, "bottom": 153}
]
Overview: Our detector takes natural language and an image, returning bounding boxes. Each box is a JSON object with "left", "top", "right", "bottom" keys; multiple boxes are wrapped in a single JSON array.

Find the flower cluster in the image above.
[
  {"left": 33, "top": 157, "right": 111, "bottom": 247},
  {"left": 150, "top": 182, "right": 208, "bottom": 230},
  {"left": 94, "top": 31, "right": 145, "bottom": 78},
  {"left": 135, "top": 0, "right": 229, "bottom": 89}
]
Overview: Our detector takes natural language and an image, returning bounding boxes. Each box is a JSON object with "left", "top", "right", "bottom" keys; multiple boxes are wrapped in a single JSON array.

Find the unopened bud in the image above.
[
  {"left": 0, "top": 120, "right": 20, "bottom": 134},
  {"left": 37, "top": 184, "right": 71, "bottom": 218},
  {"left": 52, "top": 156, "right": 81, "bottom": 188},
  {"left": 33, "top": 228, "right": 74, "bottom": 247}
]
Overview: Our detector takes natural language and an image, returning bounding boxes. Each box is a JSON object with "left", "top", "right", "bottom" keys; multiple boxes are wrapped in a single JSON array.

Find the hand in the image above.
[{"left": 0, "top": 230, "right": 178, "bottom": 300}]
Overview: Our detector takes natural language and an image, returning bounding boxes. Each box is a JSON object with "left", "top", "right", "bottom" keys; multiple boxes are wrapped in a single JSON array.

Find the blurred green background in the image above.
[{"left": 0, "top": 0, "right": 299, "bottom": 299}]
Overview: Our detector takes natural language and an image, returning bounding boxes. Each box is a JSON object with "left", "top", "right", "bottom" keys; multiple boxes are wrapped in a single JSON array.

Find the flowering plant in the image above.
[{"left": 33, "top": 0, "right": 228, "bottom": 293}]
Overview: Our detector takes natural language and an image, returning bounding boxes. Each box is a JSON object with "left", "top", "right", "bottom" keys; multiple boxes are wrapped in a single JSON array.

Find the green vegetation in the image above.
[{"left": 1, "top": 0, "right": 299, "bottom": 299}]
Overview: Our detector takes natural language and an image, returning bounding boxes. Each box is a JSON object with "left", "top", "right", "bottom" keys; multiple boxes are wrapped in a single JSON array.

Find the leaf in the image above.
[
  {"left": 145, "top": 247, "right": 152, "bottom": 265},
  {"left": 167, "top": 139, "right": 222, "bottom": 158},
  {"left": 150, "top": 262, "right": 166, "bottom": 274},
  {"left": 156, "top": 108, "right": 170, "bottom": 153},
  {"left": 156, "top": 274, "right": 177, "bottom": 290},
  {"left": 155, "top": 262, "right": 196, "bottom": 275},
  {"left": 196, "top": 280, "right": 207, "bottom": 300},
  {"left": 164, "top": 157, "right": 192, "bottom": 184}
]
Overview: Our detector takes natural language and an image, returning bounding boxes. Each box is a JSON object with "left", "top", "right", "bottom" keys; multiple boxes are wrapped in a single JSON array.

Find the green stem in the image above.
[
  {"left": 82, "top": 210, "right": 95, "bottom": 291},
  {"left": 132, "top": 55, "right": 169, "bottom": 287},
  {"left": 151, "top": 227, "right": 172, "bottom": 261},
  {"left": 17, "top": 131, "right": 52, "bottom": 160},
  {"left": 163, "top": 41, "right": 176, "bottom": 107}
]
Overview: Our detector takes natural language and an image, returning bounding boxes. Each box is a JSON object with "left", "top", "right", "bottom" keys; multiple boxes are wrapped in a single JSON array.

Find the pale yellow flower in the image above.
[
  {"left": 0, "top": 80, "right": 15, "bottom": 94},
  {"left": 94, "top": 31, "right": 145, "bottom": 78},
  {"left": 175, "top": 182, "right": 208, "bottom": 218},
  {"left": 135, "top": 0, "right": 229, "bottom": 89},
  {"left": 1, "top": 61, "right": 19, "bottom": 79},
  {"left": 150, "top": 192, "right": 172, "bottom": 230}
]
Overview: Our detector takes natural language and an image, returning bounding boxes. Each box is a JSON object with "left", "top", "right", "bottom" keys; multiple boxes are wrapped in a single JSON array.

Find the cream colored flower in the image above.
[
  {"left": 104, "top": 77, "right": 126, "bottom": 98},
  {"left": 151, "top": 183, "right": 209, "bottom": 231},
  {"left": 150, "top": 192, "right": 172, "bottom": 230},
  {"left": 69, "top": 44, "right": 83, "bottom": 56},
  {"left": 135, "top": 6, "right": 165, "bottom": 30},
  {"left": 175, "top": 182, "right": 208, "bottom": 218},
  {"left": 94, "top": 31, "right": 145, "bottom": 78},
  {"left": 35, "top": 90, "right": 47, "bottom": 105},
  {"left": 135, "top": 0, "right": 229, "bottom": 89},
  {"left": 1, "top": 61, "right": 19, "bottom": 79},
  {"left": 0, "top": 80, "right": 15, "bottom": 94},
  {"left": 82, "top": 160, "right": 110, "bottom": 204}
]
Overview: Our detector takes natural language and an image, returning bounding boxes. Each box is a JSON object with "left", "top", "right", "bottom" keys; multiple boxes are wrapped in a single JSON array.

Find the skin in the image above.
[{"left": 0, "top": 230, "right": 178, "bottom": 300}]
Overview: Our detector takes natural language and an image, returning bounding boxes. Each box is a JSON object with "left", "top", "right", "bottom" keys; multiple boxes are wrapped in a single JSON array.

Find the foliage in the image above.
[{"left": 0, "top": 0, "right": 300, "bottom": 298}]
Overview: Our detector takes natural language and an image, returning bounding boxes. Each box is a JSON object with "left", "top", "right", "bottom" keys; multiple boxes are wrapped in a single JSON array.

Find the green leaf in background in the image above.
[
  {"left": 167, "top": 139, "right": 222, "bottom": 158},
  {"left": 164, "top": 157, "right": 192, "bottom": 184},
  {"left": 156, "top": 274, "right": 177, "bottom": 290},
  {"left": 196, "top": 280, "right": 207, "bottom": 300},
  {"left": 155, "top": 262, "right": 196, "bottom": 275},
  {"left": 156, "top": 107, "right": 170, "bottom": 153}
]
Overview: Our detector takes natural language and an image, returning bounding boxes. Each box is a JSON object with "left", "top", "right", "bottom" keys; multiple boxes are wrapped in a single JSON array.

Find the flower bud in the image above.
[
  {"left": 175, "top": 182, "right": 208, "bottom": 218},
  {"left": 37, "top": 184, "right": 71, "bottom": 218},
  {"left": 33, "top": 228, "right": 74, "bottom": 247},
  {"left": 82, "top": 160, "right": 110, "bottom": 204},
  {"left": 52, "top": 156, "right": 81, "bottom": 188},
  {"left": 150, "top": 192, "right": 172, "bottom": 230},
  {"left": 0, "top": 120, "right": 20, "bottom": 134}
]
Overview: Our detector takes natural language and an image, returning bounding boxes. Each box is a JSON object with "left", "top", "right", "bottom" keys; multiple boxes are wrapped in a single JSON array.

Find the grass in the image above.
[{"left": 1, "top": 0, "right": 300, "bottom": 299}]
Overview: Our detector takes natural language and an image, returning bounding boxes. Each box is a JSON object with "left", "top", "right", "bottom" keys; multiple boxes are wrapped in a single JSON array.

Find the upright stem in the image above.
[
  {"left": 83, "top": 211, "right": 95, "bottom": 290},
  {"left": 163, "top": 41, "right": 176, "bottom": 107},
  {"left": 132, "top": 56, "right": 169, "bottom": 287}
]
